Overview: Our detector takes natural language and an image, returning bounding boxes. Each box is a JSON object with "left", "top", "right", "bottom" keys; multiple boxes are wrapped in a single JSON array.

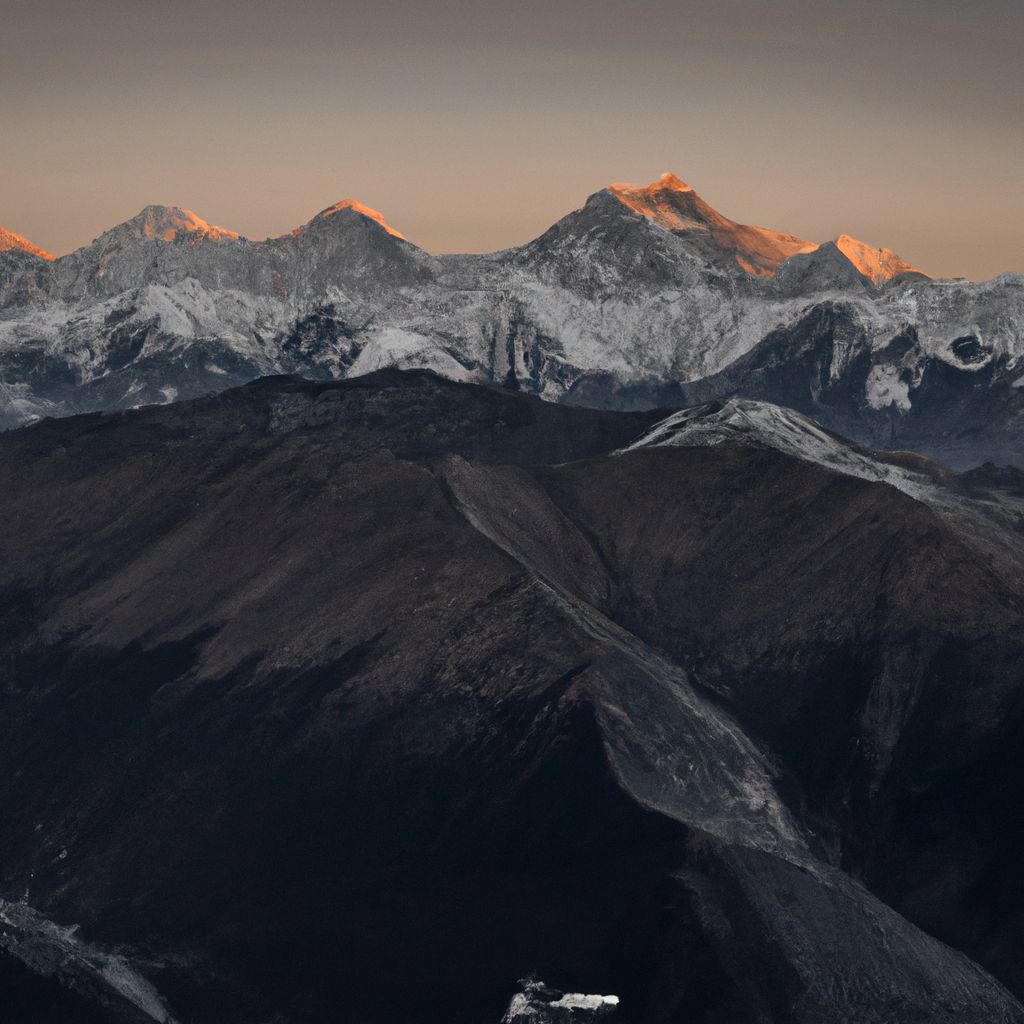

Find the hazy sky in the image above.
[{"left": 2, "top": 0, "right": 1022, "bottom": 279}]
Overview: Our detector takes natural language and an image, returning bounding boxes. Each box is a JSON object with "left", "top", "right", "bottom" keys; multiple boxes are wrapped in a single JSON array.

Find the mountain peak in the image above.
[
  {"left": 0, "top": 226, "right": 55, "bottom": 261},
  {"left": 127, "top": 205, "right": 241, "bottom": 243},
  {"left": 605, "top": 173, "right": 721, "bottom": 234},
  {"left": 833, "top": 233, "right": 926, "bottom": 284},
  {"left": 303, "top": 199, "right": 405, "bottom": 239},
  {"left": 604, "top": 173, "right": 815, "bottom": 276},
  {"left": 656, "top": 171, "right": 694, "bottom": 191},
  {"left": 608, "top": 171, "right": 695, "bottom": 196}
]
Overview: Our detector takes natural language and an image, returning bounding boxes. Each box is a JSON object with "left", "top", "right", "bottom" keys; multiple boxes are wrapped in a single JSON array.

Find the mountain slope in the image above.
[{"left": 1, "top": 373, "right": 1023, "bottom": 1022}]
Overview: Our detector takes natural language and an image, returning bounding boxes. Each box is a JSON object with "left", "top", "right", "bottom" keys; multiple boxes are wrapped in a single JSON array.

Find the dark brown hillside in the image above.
[{"left": 0, "top": 371, "right": 1021, "bottom": 1023}]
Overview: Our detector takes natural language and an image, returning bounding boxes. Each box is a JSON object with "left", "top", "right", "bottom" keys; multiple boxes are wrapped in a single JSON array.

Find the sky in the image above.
[{"left": 1, "top": 0, "right": 1022, "bottom": 279}]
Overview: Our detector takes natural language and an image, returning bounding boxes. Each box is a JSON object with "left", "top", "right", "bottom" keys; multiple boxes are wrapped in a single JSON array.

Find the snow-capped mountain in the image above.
[
  {"left": 606, "top": 171, "right": 819, "bottom": 276},
  {"left": 1, "top": 174, "right": 1021, "bottom": 467}
]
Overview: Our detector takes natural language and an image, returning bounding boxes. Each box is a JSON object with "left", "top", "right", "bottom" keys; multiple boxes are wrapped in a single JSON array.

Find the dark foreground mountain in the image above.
[
  {"left": 2, "top": 174, "right": 1022, "bottom": 468},
  {"left": 1, "top": 371, "right": 1023, "bottom": 1023}
]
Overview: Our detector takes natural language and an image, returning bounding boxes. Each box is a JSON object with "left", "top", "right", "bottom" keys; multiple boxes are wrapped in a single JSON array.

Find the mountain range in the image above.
[
  {"left": 2, "top": 174, "right": 1024, "bottom": 1022},
  {"left": 1, "top": 370, "right": 1024, "bottom": 1024},
  {"left": 2, "top": 172, "right": 1022, "bottom": 468}
]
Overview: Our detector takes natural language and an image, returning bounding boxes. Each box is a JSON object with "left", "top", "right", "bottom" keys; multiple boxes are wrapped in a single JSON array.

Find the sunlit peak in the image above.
[
  {"left": 309, "top": 199, "right": 405, "bottom": 239},
  {"left": 133, "top": 205, "right": 240, "bottom": 243},
  {"left": 608, "top": 171, "right": 695, "bottom": 197},
  {"left": 655, "top": 171, "right": 695, "bottom": 192},
  {"left": 604, "top": 173, "right": 817, "bottom": 276},
  {"left": 0, "top": 226, "right": 56, "bottom": 261},
  {"left": 834, "top": 233, "right": 926, "bottom": 284}
]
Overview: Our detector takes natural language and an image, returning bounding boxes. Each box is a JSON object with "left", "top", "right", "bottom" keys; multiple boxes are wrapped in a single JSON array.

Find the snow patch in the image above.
[
  {"left": 0, "top": 898, "right": 177, "bottom": 1022},
  {"left": 550, "top": 993, "right": 620, "bottom": 1009},
  {"left": 347, "top": 327, "right": 474, "bottom": 381},
  {"left": 865, "top": 364, "right": 911, "bottom": 411}
]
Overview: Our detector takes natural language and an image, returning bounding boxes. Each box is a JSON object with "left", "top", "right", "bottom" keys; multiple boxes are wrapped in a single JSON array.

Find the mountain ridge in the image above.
[{"left": 2, "top": 173, "right": 926, "bottom": 279}]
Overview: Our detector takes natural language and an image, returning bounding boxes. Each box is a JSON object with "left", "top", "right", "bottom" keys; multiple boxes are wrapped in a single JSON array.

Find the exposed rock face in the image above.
[
  {"left": 670, "top": 292, "right": 1024, "bottom": 468},
  {"left": 0, "top": 176, "right": 1019, "bottom": 468},
  {"left": 0, "top": 371, "right": 1023, "bottom": 1023}
]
